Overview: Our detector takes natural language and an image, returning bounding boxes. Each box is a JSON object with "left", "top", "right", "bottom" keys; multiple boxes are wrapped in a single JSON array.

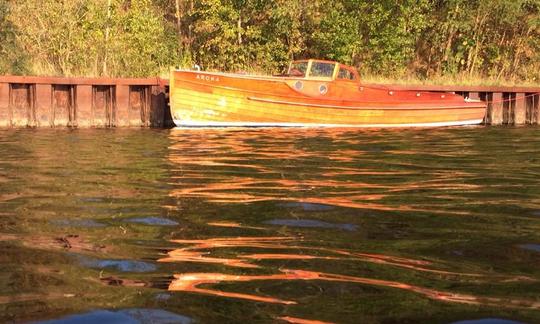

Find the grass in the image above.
[
  {"left": 9, "top": 62, "right": 540, "bottom": 88},
  {"left": 361, "top": 74, "right": 540, "bottom": 88}
]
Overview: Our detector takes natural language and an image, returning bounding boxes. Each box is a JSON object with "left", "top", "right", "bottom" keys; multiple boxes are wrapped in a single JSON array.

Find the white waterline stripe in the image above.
[{"left": 173, "top": 119, "right": 484, "bottom": 128}]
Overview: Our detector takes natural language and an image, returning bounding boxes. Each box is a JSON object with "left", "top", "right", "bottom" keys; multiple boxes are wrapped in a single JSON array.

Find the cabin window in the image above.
[
  {"left": 310, "top": 62, "right": 336, "bottom": 78},
  {"left": 289, "top": 62, "right": 308, "bottom": 77},
  {"left": 338, "top": 68, "right": 356, "bottom": 81}
]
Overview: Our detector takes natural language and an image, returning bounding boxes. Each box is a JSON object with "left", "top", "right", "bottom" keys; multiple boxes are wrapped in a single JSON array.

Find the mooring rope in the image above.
[
  {"left": 361, "top": 84, "right": 539, "bottom": 106},
  {"left": 483, "top": 92, "right": 540, "bottom": 105}
]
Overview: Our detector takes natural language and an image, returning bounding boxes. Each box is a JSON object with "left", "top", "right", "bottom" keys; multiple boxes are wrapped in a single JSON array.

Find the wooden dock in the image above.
[
  {"left": 0, "top": 76, "right": 538, "bottom": 127},
  {"left": 0, "top": 76, "right": 170, "bottom": 128}
]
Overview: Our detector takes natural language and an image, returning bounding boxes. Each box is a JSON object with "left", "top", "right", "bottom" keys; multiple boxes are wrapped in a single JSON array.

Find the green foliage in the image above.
[
  {"left": 0, "top": 0, "right": 538, "bottom": 82},
  {"left": 420, "top": 0, "right": 540, "bottom": 82},
  {"left": 112, "top": 0, "right": 179, "bottom": 77},
  {"left": 7, "top": 0, "right": 180, "bottom": 77},
  {"left": 0, "top": 0, "right": 27, "bottom": 74}
]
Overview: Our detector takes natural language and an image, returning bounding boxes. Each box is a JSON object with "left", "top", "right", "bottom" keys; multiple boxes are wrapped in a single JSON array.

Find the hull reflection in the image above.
[
  {"left": 167, "top": 129, "right": 482, "bottom": 215},
  {"left": 279, "top": 316, "right": 335, "bottom": 324},
  {"left": 168, "top": 269, "right": 540, "bottom": 309},
  {"left": 160, "top": 235, "right": 488, "bottom": 277}
]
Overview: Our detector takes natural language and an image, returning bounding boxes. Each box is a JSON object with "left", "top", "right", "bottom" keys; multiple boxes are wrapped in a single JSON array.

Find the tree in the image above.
[
  {"left": 0, "top": 0, "right": 27, "bottom": 74},
  {"left": 1, "top": 0, "right": 538, "bottom": 82}
]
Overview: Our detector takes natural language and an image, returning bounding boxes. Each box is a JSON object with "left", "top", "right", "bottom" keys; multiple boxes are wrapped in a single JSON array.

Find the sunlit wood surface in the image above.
[{"left": 170, "top": 69, "right": 487, "bottom": 127}]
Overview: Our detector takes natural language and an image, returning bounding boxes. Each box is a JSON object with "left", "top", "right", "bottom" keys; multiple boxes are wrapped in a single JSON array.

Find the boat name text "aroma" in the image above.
[{"left": 196, "top": 75, "right": 220, "bottom": 82}]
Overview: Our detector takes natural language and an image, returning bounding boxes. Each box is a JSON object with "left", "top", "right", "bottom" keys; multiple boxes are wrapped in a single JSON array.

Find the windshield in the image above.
[
  {"left": 310, "top": 62, "right": 336, "bottom": 78},
  {"left": 289, "top": 62, "right": 308, "bottom": 77}
]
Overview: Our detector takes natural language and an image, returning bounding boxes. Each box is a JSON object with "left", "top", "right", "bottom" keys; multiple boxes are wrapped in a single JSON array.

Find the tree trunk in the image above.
[
  {"left": 468, "top": 12, "right": 488, "bottom": 77},
  {"left": 237, "top": 16, "right": 242, "bottom": 46},
  {"left": 103, "top": 0, "right": 112, "bottom": 76},
  {"left": 511, "top": 27, "right": 532, "bottom": 81},
  {"left": 175, "top": 0, "right": 182, "bottom": 56},
  {"left": 187, "top": 0, "right": 193, "bottom": 52},
  {"left": 466, "top": 10, "right": 481, "bottom": 74},
  {"left": 439, "top": 2, "right": 460, "bottom": 75}
]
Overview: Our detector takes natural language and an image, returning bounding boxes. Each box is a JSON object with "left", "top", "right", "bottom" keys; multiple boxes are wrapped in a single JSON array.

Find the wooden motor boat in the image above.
[{"left": 169, "top": 59, "right": 486, "bottom": 127}]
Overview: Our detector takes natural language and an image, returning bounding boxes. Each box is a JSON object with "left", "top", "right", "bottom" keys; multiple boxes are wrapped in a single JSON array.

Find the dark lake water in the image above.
[{"left": 0, "top": 127, "right": 539, "bottom": 324}]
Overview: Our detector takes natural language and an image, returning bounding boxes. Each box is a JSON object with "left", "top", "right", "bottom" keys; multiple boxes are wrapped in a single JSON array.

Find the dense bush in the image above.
[
  {"left": 0, "top": 0, "right": 538, "bottom": 83},
  {"left": 0, "top": 0, "right": 27, "bottom": 74}
]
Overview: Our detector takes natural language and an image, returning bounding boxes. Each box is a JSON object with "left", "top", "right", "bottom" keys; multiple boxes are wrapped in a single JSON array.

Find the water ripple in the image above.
[{"left": 1, "top": 128, "right": 540, "bottom": 323}]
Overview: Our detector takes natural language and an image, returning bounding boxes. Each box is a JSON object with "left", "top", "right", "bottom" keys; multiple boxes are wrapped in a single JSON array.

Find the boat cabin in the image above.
[{"left": 287, "top": 59, "right": 360, "bottom": 82}]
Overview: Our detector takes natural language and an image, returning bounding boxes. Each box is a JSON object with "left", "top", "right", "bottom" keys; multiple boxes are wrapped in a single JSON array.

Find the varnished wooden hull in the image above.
[{"left": 170, "top": 70, "right": 487, "bottom": 128}]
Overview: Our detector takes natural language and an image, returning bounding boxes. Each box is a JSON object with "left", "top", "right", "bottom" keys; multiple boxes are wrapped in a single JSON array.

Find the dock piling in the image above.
[
  {"left": 52, "top": 85, "right": 75, "bottom": 127},
  {"left": 514, "top": 93, "right": 527, "bottom": 125},
  {"left": 491, "top": 93, "right": 505, "bottom": 125},
  {"left": 526, "top": 93, "right": 539, "bottom": 125}
]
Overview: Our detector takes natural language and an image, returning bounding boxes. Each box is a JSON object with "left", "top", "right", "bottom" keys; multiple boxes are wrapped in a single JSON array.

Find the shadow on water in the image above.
[
  {"left": 449, "top": 319, "right": 525, "bottom": 324},
  {"left": 35, "top": 309, "right": 193, "bottom": 324},
  {"left": 264, "top": 218, "right": 358, "bottom": 231},
  {"left": 75, "top": 254, "right": 157, "bottom": 273},
  {"left": 520, "top": 244, "right": 540, "bottom": 253},
  {"left": 1, "top": 127, "right": 540, "bottom": 323},
  {"left": 125, "top": 217, "right": 180, "bottom": 226}
]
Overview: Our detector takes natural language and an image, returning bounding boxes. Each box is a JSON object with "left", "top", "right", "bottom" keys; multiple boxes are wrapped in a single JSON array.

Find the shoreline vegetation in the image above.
[{"left": 0, "top": 0, "right": 539, "bottom": 87}]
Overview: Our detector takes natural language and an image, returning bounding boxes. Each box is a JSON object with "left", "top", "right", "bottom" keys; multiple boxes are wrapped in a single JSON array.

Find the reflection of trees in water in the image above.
[{"left": 0, "top": 130, "right": 172, "bottom": 323}]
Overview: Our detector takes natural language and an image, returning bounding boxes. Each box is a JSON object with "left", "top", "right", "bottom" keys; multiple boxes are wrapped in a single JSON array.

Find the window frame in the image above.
[{"left": 288, "top": 60, "right": 360, "bottom": 82}]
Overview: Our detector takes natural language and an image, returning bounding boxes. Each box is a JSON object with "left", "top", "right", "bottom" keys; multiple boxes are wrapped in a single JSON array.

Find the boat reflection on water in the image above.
[
  {"left": 166, "top": 128, "right": 481, "bottom": 216},
  {"left": 160, "top": 128, "right": 540, "bottom": 322},
  {"left": 159, "top": 235, "right": 486, "bottom": 276},
  {"left": 279, "top": 316, "right": 336, "bottom": 324},
  {"left": 168, "top": 268, "right": 538, "bottom": 308}
]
